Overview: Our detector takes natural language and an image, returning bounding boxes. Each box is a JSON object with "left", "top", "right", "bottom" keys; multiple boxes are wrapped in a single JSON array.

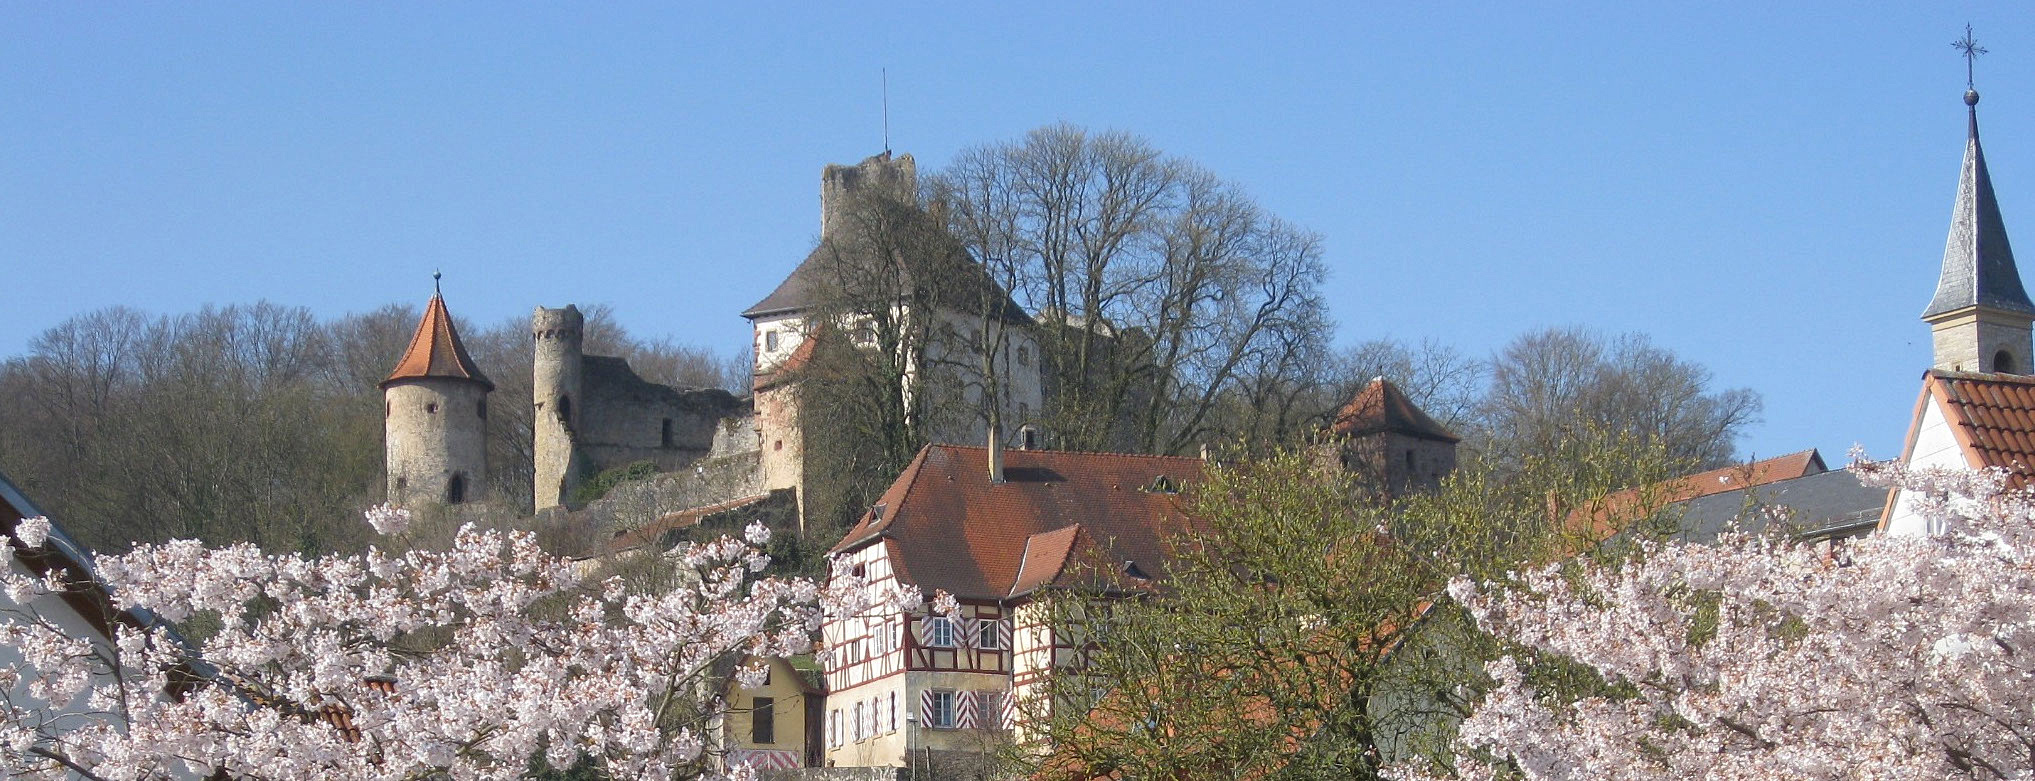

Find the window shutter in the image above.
[
  {"left": 997, "top": 619, "right": 1013, "bottom": 649},
  {"left": 954, "top": 691, "right": 979, "bottom": 729},
  {"left": 1001, "top": 690, "right": 1019, "bottom": 730},
  {"left": 918, "top": 689, "right": 936, "bottom": 728},
  {"left": 958, "top": 617, "right": 981, "bottom": 648}
]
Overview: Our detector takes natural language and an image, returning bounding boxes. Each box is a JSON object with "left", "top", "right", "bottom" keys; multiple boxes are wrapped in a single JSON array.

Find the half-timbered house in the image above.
[{"left": 818, "top": 441, "right": 1206, "bottom": 768}]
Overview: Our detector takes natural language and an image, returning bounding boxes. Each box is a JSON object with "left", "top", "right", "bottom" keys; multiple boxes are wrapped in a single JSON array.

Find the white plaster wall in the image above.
[{"left": 1886, "top": 397, "right": 1969, "bottom": 536}]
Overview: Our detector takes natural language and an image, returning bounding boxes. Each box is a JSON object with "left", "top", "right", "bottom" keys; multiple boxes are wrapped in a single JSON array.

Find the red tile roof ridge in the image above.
[
  {"left": 1928, "top": 368, "right": 2035, "bottom": 384},
  {"left": 931, "top": 443, "right": 1209, "bottom": 464}
]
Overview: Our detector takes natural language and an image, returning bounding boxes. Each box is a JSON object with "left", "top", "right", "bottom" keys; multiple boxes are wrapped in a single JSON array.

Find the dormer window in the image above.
[{"left": 1145, "top": 475, "right": 1180, "bottom": 494}]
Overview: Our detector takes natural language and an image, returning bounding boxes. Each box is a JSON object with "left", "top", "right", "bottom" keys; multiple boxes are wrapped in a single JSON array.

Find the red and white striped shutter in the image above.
[
  {"left": 918, "top": 689, "right": 937, "bottom": 727},
  {"left": 954, "top": 690, "right": 979, "bottom": 729},
  {"left": 958, "top": 616, "right": 981, "bottom": 648},
  {"left": 996, "top": 619, "right": 1012, "bottom": 650},
  {"left": 1001, "top": 690, "right": 1020, "bottom": 729}
]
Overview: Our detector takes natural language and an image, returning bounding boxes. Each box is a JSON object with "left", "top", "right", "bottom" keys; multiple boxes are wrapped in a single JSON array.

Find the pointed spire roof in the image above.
[
  {"left": 1327, "top": 378, "right": 1459, "bottom": 443},
  {"left": 1924, "top": 89, "right": 2035, "bottom": 319},
  {"left": 382, "top": 293, "right": 493, "bottom": 391}
]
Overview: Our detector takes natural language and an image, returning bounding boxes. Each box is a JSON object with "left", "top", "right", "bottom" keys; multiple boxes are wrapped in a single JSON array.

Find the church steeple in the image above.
[{"left": 1925, "top": 35, "right": 2035, "bottom": 374}]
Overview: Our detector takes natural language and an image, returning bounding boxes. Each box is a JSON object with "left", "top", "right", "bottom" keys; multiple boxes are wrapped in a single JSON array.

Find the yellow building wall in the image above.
[{"left": 728, "top": 658, "right": 816, "bottom": 756}]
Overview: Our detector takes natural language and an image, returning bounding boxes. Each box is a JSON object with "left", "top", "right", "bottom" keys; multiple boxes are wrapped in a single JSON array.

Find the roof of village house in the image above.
[
  {"left": 1565, "top": 449, "right": 1828, "bottom": 539},
  {"left": 1925, "top": 89, "right": 2035, "bottom": 319},
  {"left": 382, "top": 294, "right": 493, "bottom": 391},
  {"left": 831, "top": 445, "right": 1206, "bottom": 601},
  {"left": 1325, "top": 378, "right": 1458, "bottom": 442},
  {"left": 1901, "top": 369, "right": 2035, "bottom": 488},
  {"left": 1666, "top": 467, "right": 1884, "bottom": 543}
]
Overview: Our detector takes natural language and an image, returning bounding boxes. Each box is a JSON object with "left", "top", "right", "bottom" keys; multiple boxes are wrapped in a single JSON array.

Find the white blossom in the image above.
[
  {"left": 1393, "top": 457, "right": 2035, "bottom": 780},
  {"left": 0, "top": 506, "right": 917, "bottom": 780},
  {"left": 12, "top": 517, "right": 49, "bottom": 550}
]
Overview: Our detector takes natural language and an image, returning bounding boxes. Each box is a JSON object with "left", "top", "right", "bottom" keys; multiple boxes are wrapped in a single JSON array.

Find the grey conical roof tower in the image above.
[
  {"left": 1925, "top": 89, "right": 2035, "bottom": 319},
  {"left": 1925, "top": 87, "right": 2035, "bottom": 374}
]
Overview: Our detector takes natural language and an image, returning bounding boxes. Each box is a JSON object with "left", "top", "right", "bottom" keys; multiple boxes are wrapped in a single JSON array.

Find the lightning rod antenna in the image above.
[{"left": 882, "top": 68, "right": 891, "bottom": 154}]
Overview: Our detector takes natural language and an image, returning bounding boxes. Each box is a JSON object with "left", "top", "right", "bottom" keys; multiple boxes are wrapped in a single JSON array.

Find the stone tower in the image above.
[
  {"left": 532, "top": 305, "right": 586, "bottom": 509},
  {"left": 383, "top": 288, "right": 493, "bottom": 506},
  {"left": 1322, "top": 378, "right": 1459, "bottom": 497},
  {"left": 1924, "top": 87, "right": 2035, "bottom": 374}
]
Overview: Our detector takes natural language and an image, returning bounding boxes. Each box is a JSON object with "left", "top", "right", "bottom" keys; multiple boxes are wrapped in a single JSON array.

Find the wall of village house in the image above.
[
  {"left": 822, "top": 545, "right": 1022, "bottom": 766},
  {"left": 1886, "top": 396, "right": 1969, "bottom": 536},
  {"left": 0, "top": 552, "right": 121, "bottom": 745},
  {"left": 726, "top": 658, "right": 818, "bottom": 767}
]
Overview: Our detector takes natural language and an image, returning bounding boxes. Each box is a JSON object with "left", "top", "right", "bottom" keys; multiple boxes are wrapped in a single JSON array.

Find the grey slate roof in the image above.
[
  {"left": 1666, "top": 467, "right": 1885, "bottom": 544},
  {"left": 742, "top": 242, "right": 1033, "bottom": 324},
  {"left": 1925, "top": 91, "right": 2035, "bottom": 319}
]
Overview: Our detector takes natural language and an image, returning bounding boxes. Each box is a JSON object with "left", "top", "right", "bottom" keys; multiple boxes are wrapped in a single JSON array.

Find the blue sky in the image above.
[{"left": 4, "top": 2, "right": 2028, "bottom": 462}]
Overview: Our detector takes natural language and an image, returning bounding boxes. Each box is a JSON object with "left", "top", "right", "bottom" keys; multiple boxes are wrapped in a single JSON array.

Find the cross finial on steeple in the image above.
[
  {"left": 433, "top": 269, "right": 442, "bottom": 297},
  {"left": 1955, "top": 24, "right": 1987, "bottom": 94}
]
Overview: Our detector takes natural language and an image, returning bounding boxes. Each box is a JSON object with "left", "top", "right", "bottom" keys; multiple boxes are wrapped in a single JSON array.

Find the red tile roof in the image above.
[
  {"left": 382, "top": 295, "right": 492, "bottom": 391},
  {"left": 1326, "top": 378, "right": 1458, "bottom": 442},
  {"left": 832, "top": 445, "right": 1206, "bottom": 600},
  {"left": 1914, "top": 370, "right": 2035, "bottom": 487}
]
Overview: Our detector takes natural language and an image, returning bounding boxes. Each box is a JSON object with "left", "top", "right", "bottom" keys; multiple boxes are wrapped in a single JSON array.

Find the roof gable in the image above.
[
  {"left": 832, "top": 446, "right": 1205, "bottom": 600},
  {"left": 1327, "top": 378, "right": 1458, "bottom": 443},
  {"left": 382, "top": 295, "right": 493, "bottom": 391},
  {"left": 1915, "top": 369, "right": 2035, "bottom": 488}
]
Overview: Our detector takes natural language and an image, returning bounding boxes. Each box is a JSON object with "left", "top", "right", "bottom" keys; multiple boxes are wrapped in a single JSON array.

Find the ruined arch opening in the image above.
[
  {"left": 557, "top": 395, "right": 572, "bottom": 422},
  {"left": 1996, "top": 350, "right": 2016, "bottom": 374},
  {"left": 447, "top": 473, "right": 467, "bottom": 505}
]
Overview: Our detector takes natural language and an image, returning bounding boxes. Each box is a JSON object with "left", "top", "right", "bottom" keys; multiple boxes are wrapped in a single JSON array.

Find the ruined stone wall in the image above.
[
  {"left": 580, "top": 450, "right": 767, "bottom": 534},
  {"left": 577, "top": 355, "right": 752, "bottom": 474},
  {"left": 384, "top": 379, "right": 490, "bottom": 506}
]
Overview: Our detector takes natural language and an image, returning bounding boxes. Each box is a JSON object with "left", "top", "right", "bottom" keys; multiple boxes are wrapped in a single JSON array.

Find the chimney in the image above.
[
  {"left": 989, "top": 422, "right": 1005, "bottom": 484},
  {"left": 1199, "top": 443, "right": 1212, "bottom": 461}
]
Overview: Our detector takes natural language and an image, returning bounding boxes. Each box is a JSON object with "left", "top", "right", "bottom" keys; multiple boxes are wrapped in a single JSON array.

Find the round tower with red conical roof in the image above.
[{"left": 382, "top": 279, "right": 494, "bottom": 506}]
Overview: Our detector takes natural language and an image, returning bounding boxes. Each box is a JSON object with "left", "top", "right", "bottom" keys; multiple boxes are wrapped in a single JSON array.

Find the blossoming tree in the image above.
[
  {"left": 1400, "top": 459, "right": 2035, "bottom": 780},
  {"left": 0, "top": 506, "right": 916, "bottom": 780}
]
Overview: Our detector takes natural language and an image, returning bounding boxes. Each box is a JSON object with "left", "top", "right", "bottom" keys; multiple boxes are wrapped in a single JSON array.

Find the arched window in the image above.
[
  {"left": 425, "top": 402, "right": 438, "bottom": 414},
  {"left": 1405, "top": 450, "right": 1417, "bottom": 470},
  {"left": 557, "top": 395, "right": 572, "bottom": 422},
  {"left": 661, "top": 418, "right": 675, "bottom": 447},
  {"left": 447, "top": 473, "right": 467, "bottom": 505},
  {"left": 1997, "top": 350, "right": 2017, "bottom": 374}
]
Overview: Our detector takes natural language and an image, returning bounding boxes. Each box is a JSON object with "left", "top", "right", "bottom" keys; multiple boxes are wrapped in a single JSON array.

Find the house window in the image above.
[
  {"left": 926, "top": 690, "right": 956, "bottom": 729},
  {"left": 980, "top": 691, "right": 1005, "bottom": 730},
  {"left": 979, "top": 619, "right": 1004, "bottom": 650},
  {"left": 1016, "top": 345, "right": 1031, "bottom": 366},
  {"left": 446, "top": 473, "right": 466, "bottom": 504},
  {"left": 928, "top": 616, "right": 957, "bottom": 648},
  {"left": 752, "top": 697, "right": 775, "bottom": 745},
  {"left": 888, "top": 692, "right": 897, "bottom": 733},
  {"left": 852, "top": 701, "right": 865, "bottom": 742},
  {"left": 765, "top": 331, "right": 780, "bottom": 352},
  {"left": 829, "top": 709, "right": 841, "bottom": 747}
]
